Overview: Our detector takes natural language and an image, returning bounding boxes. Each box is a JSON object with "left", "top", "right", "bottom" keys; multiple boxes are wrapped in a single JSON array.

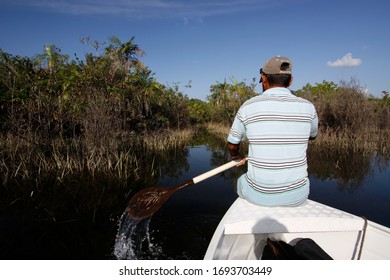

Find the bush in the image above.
[{"left": 298, "top": 79, "right": 378, "bottom": 132}]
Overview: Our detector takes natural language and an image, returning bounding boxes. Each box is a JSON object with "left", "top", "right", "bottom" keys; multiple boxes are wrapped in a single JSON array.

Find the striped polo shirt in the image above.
[{"left": 227, "top": 87, "right": 318, "bottom": 206}]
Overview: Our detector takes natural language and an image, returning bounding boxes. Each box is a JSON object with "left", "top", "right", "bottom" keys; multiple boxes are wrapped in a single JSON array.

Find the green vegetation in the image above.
[
  {"left": 1, "top": 36, "right": 390, "bottom": 188},
  {"left": 207, "top": 77, "right": 257, "bottom": 124},
  {"left": 0, "top": 36, "right": 257, "bottom": 186},
  {"left": 296, "top": 79, "right": 390, "bottom": 155}
]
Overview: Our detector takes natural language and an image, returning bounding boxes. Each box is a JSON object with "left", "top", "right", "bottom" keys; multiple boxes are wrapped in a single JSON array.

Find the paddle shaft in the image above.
[
  {"left": 174, "top": 159, "right": 242, "bottom": 191},
  {"left": 193, "top": 159, "right": 242, "bottom": 184}
]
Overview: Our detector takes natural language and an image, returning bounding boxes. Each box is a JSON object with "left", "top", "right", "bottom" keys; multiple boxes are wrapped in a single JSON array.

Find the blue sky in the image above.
[{"left": 1, "top": 0, "right": 389, "bottom": 100}]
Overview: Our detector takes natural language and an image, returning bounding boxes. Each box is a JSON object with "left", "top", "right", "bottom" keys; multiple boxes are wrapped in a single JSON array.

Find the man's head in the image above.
[{"left": 260, "top": 56, "right": 293, "bottom": 90}]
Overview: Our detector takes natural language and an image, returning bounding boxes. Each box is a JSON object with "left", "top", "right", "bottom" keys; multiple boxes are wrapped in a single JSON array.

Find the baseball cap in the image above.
[{"left": 260, "top": 56, "right": 292, "bottom": 83}]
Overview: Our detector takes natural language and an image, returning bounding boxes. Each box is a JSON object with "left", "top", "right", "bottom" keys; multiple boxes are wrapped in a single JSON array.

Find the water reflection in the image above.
[
  {"left": 307, "top": 146, "right": 390, "bottom": 227},
  {"left": 308, "top": 146, "right": 375, "bottom": 191}
]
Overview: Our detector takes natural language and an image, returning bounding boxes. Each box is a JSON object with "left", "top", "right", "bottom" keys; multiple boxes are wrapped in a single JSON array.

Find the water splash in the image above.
[{"left": 113, "top": 209, "right": 162, "bottom": 260}]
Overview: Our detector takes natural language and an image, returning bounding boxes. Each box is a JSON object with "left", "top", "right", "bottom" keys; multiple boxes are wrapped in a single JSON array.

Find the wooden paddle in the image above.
[{"left": 128, "top": 159, "right": 243, "bottom": 220}]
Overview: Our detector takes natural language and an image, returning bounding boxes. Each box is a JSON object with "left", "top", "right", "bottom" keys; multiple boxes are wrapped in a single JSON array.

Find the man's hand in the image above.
[{"left": 235, "top": 157, "right": 248, "bottom": 167}]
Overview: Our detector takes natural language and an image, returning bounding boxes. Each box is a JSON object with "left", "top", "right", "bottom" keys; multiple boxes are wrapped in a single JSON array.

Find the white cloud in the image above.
[{"left": 327, "top": 53, "right": 362, "bottom": 68}]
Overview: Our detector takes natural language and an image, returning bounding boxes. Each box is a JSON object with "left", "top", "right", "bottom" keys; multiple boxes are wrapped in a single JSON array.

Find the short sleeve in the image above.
[{"left": 310, "top": 108, "right": 318, "bottom": 138}]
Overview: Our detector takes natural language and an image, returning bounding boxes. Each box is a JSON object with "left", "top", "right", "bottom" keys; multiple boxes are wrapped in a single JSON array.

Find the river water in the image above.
[
  {"left": 114, "top": 144, "right": 390, "bottom": 260},
  {"left": 1, "top": 143, "right": 389, "bottom": 260}
]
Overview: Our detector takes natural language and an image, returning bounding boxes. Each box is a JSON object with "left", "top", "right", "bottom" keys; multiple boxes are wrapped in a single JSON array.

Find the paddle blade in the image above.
[{"left": 127, "top": 186, "right": 175, "bottom": 220}]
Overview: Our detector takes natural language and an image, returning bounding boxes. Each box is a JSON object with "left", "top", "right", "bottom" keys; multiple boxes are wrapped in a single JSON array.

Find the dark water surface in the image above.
[
  {"left": 1, "top": 143, "right": 390, "bottom": 260},
  {"left": 114, "top": 145, "right": 390, "bottom": 260}
]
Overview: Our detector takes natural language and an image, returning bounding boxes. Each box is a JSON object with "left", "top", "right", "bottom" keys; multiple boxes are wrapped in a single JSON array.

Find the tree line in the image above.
[
  {"left": 1, "top": 36, "right": 389, "bottom": 149},
  {"left": 1, "top": 36, "right": 257, "bottom": 142}
]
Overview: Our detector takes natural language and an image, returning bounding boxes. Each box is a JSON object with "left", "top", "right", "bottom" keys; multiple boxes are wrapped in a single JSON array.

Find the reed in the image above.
[
  {"left": 142, "top": 129, "right": 194, "bottom": 151},
  {"left": 204, "top": 123, "right": 390, "bottom": 157},
  {"left": 0, "top": 128, "right": 195, "bottom": 186},
  {"left": 310, "top": 127, "right": 390, "bottom": 155},
  {"left": 205, "top": 122, "right": 230, "bottom": 142}
]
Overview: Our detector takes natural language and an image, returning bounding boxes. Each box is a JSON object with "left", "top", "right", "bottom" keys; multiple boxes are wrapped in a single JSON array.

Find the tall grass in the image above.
[
  {"left": 205, "top": 122, "right": 390, "bottom": 158},
  {"left": 0, "top": 128, "right": 195, "bottom": 186},
  {"left": 310, "top": 126, "right": 390, "bottom": 156},
  {"left": 205, "top": 122, "right": 230, "bottom": 141},
  {"left": 142, "top": 129, "right": 194, "bottom": 151}
]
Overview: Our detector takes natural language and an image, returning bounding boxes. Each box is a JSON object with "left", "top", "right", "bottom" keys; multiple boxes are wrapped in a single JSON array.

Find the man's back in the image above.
[{"left": 228, "top": 87, "right": 318, "bottom": 206}]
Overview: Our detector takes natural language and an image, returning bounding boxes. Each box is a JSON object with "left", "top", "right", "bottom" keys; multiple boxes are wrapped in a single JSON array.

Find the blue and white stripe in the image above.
[{"left": 228, "top": 87, "right": 318, "bottom": 206}]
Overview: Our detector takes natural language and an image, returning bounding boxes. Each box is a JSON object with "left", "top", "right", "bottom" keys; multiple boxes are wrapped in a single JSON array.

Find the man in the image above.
[{"left": 227, "top": 56, "right": 318, "bottom": 207}]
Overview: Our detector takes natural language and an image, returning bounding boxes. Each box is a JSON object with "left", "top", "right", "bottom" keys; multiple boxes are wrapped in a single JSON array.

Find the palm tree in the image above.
[
  {"left": 106, "top": 36, "right": 145, "bottom": 76},
  {"left": 209, "top": 79, "right": 230, "bottom": 107},
  {"left": 34, "top": 44, "right": 68, "bottom": 74}
]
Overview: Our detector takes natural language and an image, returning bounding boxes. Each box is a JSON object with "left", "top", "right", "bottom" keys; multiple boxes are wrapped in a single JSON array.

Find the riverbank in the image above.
[
  {"left": 2, "top": 122, "right": 389, "bottom": 187},
  {"left": 205, "top": 122, "right": 390, "bottom": 157},
  {"left": 0, "top": 128, "right": 195, "bottom": 186}
]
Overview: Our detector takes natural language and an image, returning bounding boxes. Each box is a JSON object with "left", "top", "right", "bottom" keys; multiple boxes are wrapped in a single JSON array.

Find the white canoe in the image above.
[{"left": 204, "top": 197, "right": 390, "bottom": 260}]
